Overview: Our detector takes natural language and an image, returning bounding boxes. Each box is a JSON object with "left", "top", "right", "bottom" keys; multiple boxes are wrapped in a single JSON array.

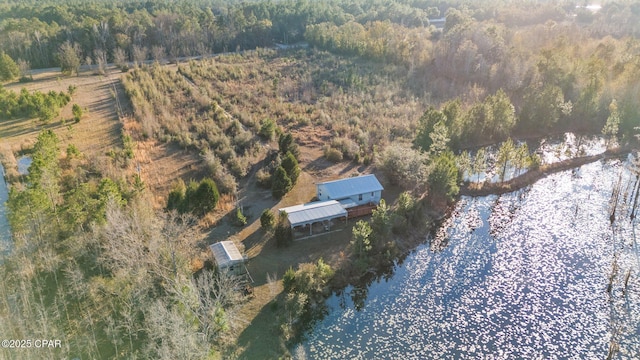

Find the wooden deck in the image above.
[{"left": 347, "top": 203, "right": 377, "bottom": 218}]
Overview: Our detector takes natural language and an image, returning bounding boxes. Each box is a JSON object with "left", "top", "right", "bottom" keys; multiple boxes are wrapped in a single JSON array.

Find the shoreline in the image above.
[{"left": 460, "top": 146, "right": 633, "bottom": 197}]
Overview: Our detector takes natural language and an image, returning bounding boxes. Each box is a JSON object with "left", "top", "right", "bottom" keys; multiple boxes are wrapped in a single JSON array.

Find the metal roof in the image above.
[
  {"left": 317, "top": 174, "right": 383, "bottom": 200},
  {"left": 209, "top": 241, "right": 244, "bottom": 268},
  {"left": 280, "top": 200, "right": 348, "bottom": 227},
  {"left": 338, "top": 198, "right": 358, "bottom": 209}
]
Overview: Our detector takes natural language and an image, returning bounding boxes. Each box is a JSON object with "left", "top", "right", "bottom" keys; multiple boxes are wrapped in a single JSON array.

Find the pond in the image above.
[
  {"left": 0, "top": 164, "right": 12, "bottom": 261},
  {"left": 0, "top": 156, "right": 30, "bottom": 262},
  {"left": 302, "top": 158, "right": 640, "bottom": 358},
  {"left": 17, "top": 155, "right": 32, "bottom": 175}
]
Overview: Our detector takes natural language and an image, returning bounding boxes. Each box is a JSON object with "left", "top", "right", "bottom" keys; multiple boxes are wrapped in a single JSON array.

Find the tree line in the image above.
[
  {"left": 0, "top": 0, "right": 444, "bottom": 71},
  {"left": 305, "top": 3, "right": 640, "bottom": 140}
]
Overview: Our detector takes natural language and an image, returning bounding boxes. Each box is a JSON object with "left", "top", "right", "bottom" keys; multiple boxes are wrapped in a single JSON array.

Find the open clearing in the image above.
[
  {"left": 1, "top": 62, "right": 388, "bottom": 359},
  {"left": 2, "top": 67, "right": 123, "bottom": 156}
]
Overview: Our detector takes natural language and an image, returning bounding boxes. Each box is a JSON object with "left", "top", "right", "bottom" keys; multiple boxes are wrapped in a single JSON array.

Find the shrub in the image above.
[
  {"left": 259, "top": 118, "right": 276, "bottom": 140},
  {"left": 122, "top": 133, "right": 134, "bottom": 159},
  {"left": 202, "top": 150, "right": 238, "bottom": 194},
  {"left": 167, "top": 179, "right": 187, "bottom": 211},
  {"left": 72, "top": 103, "right": 82, "bottom": 123},
  {"left": 283, "top": 267, "right": 296, "bottom": 293},
  {"left": 215, "top": 171, "right": 238, "bottom": 194},
  {"left": 260, "top": 209, "right": 275, "bottom": 230},
  {"left": 379, "top": 144, "right": 427, "bottom": 188},
  {"left": 66, "top": 144, "right": 81, "bottom": 158},
  {"left": 235, "top": 207, "right": 247, "bottom": 226},
  {"left": 256, "top": 168, "right": 272, "bottom": 189},
  {"left": 331, "top": 137, "right": 359, "bottom": 159},
  {"left": 323, "top": 145, "right": 343, "bottom": 162},
  {"left": 171, "top": 178, "right": 219, "bottom": 216}
]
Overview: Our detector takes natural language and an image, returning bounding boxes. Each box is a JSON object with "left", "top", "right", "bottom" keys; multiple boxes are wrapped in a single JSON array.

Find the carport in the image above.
[{"left": 279, "top": 200, "right": 348, "bottom": 236}]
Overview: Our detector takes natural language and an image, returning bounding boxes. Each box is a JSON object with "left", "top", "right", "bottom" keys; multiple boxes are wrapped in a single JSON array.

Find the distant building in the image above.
[
  {"left": 316, "top": 174, "right": 383, "bottom": 209},
  {"left": 209, "top": 241, "right": 247, "bottom": 276},
  {"left": 429, "top": 17, "right": 446, "bottom": 30}
]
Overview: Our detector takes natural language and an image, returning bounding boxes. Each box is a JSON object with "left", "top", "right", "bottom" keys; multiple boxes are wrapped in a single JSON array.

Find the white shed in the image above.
[
  {"left": 316, "top": 174, "right": 383, "bottom": 208},
  {"left": 209, "top": 241, "right": 247, "bottom": 276}
]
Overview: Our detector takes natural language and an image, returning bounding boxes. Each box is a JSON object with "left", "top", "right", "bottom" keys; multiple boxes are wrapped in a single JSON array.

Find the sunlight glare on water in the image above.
[{"left": 303, "top": 159, "right": 640, "bottom": 359}]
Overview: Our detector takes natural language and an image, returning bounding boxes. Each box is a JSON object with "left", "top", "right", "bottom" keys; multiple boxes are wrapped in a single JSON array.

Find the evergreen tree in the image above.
[
  {"left": 271, "top": 166, "right": 292, "bottom": 198},
  {"left": 371, "top": 199, "right": 391, "bottom": 243},
  {"left": 193, "top": 178, "right": 219, "bottom": 216},
  {"left": 283, "top": 267, "right": 296, "bottom": 292},
  {"left": 167, "top": 180, "right": 186, "bottom": 211},
  {"left": 281, "top": 151, "right": 301, "bottom": 184},
  {"left": 72, "top": 103, "right": 83, "bottom": 123},
  {"left": 278, "top": 132, "right": 299, "bottom": 157},
  {"left": 351, "top": 220, "right": 373, "bottom": 258},
  {"left": 274, "top": 211, "right": 293, "bottom": 247},
  {"left": 472, "top": 148, "right": 487, "bottom": 183},
  {"left": 0, "top": 52, "right": 20, "bottom": 81},
  {"left": 602, "top": 99, "right": 620, "bottom": 147},
  {"left": 496, "top": 138, "right": 516, "bottom": 182},
  {"left": 456, "top": 151, "right": 471, "bottom": 179},
  {"left": 428, "top": 151, "right": 460, "bottom": 200},
  {"left": 429, "top": 120, "right": 450, "bottom": 156},
  {"left": 485, "top": 89, "right": 516, "bottom": 141},
  {"left": 260, "top": 208, "right": 275, "bottom": 230},
  {"left": 28, "top": 130, "right": 60, "bottom": 186},
  {"left": 414, "top": 106, "right": 447, "bottom": 152}
]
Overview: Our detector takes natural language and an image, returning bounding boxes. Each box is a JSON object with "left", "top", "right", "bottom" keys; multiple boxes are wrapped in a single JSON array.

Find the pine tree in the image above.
[
  {"left": 271, "top": 166, "right": 292, "bottom": 198},
  {"left": 274, "top": 211, "right": 293, "bottom": 247},
  {"left": 603, "top": 99, "right": 620, "bottom": 147},
  {"left": 496, "top": 139, "right": 515, "bottom": 182},
  {"left": 281, "top": 151, "right": 301, "bottom": 185},
  {"left": 428, "top": 151, "right": 460, "bottom": 200},
  {"left": 278, "top": 132, "right": 298, "bottom": 157},
  {"left": 260, "top": 209, "right": 275, "bottom": 230},
  {"left": 193, "top": 178, "right": 219, "bottom": 216},
  {"left": 414, "top": 106, "right": 447, "bottom": 152},
  {"left": 0, "top": 52, "right": 20, "bottom": 81},
  {"left": 472, "top": 148, "right": 486, "bottom": 182}
]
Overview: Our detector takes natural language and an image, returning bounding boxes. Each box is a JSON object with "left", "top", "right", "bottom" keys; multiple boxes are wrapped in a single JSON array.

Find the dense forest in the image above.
[{"left": 2, "top": 0, "right": 640, "bottom": 359}]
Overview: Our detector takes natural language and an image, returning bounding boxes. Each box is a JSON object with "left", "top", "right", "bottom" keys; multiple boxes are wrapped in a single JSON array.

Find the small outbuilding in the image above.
[
  {"left": 209, "top": 241, "right": 247, "bottom": 276},
  {"left": 316, "top": 174, "right": 383, "bottom": 208},
  {"left": 279, "top": 200, "right": 348, "bottom": 236}
]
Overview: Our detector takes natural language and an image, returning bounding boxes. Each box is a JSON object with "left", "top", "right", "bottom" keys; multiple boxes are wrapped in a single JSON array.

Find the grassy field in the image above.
[{"left": 0, "top": 67, "right": 124, "bottom": 179}]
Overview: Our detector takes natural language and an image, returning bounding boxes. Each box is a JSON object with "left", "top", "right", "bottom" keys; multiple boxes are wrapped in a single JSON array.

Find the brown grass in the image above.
[
  {"left": 1, "top": 57, "right": 418, "bottom": 358},
  {"left": 2, "top": 68, "right": 125, "bottom": 158}
]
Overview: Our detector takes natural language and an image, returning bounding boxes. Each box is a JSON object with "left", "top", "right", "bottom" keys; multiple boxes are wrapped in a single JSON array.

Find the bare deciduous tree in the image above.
[
  {"left": 93, "top": 49, "right": 107, "bottom": 75},
  {"left": 132, "top": 45, "right": 148, "bottom": 67}
]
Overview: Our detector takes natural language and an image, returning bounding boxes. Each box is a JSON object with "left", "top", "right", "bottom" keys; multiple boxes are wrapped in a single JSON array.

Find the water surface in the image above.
[
  {"left": 303, "top": 159, "right": 640, "bottom": 359},
  {"left": 0, "top": 164, "right": 12, "bottom": 260}
]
